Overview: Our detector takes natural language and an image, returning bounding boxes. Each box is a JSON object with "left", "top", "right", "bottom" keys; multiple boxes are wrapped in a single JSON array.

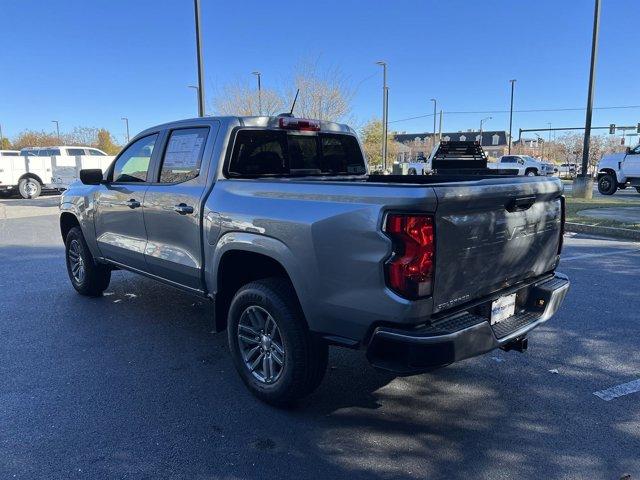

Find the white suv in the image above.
[{"left": 495, "top": 155, "right": 554, "bottom": 176}]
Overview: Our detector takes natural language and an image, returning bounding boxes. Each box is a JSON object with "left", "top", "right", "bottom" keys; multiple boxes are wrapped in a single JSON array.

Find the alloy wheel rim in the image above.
[
  {"left": 68, "top": 240, "right": 85, "bottom": 283},
  {"left": 24, "top": 181, "right": 37, "bottom": 196},
  {"left": 237, "top": 305, "right": 285, "bottom": 384}
]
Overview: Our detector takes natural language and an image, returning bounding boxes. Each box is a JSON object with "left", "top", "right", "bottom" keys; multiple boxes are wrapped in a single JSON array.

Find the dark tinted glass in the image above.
[
  {"left": 1, "top": 152, "right": 19, "bottom": 156},
  {"left": 67, "top": 148, "right": 86, "bottom": 156},
  {"left": 159, "top": 128, "right": 208, "bottom": 183},
  {"left": 500, "top": 156, "right": 518, "bottom": 163},
  {"left": 228, "top": 130, "right": 366, "bottom": 177}
]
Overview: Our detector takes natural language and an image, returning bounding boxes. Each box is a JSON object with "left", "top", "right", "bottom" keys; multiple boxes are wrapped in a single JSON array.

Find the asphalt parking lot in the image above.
[{"left": 1, "top": 196, "right": 639, "bottom": 480}]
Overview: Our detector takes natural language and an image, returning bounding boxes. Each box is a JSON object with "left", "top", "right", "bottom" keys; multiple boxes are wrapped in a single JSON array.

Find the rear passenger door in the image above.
[{"left": 142, "top": 125, "right": 217, "bottom": 291}]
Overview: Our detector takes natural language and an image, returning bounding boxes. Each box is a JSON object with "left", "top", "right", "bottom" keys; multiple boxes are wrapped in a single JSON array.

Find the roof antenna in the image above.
[
  {"left": 277, "top": 89, "right": 299, "bottom": 117},
  {"left": 290, "top": 89, "right": 299, "bottom": 116}
]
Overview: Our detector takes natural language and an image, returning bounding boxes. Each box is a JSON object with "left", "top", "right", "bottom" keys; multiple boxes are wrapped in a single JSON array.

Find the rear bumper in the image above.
[{"left": 366, "top": 273, "right": 569, "bottom": 374}]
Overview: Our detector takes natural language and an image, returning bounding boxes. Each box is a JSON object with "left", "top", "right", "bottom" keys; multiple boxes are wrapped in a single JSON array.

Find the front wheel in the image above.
[
  {"left": 65, "top": 227, "right": 111, "bottom": 296},
  {"left": 18, "top": 177, "right": 41, "bottom": 199},
  {"left": 597, "top": 174, "right": 617, "bottom": 195},
  {"left": 227, "top": 278, "right": 328, "bottom": 407},
  {"left": 525, "top": 169, "right": 537, "bottom": 177}
]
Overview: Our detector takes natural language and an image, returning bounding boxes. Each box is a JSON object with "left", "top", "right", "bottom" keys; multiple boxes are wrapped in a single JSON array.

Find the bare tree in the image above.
[
  {"left": 211, "top": 60, "right": 354, "bottom": 121},
  {"left": 213, "top": 82, "right": 284, "bottom": 116}
]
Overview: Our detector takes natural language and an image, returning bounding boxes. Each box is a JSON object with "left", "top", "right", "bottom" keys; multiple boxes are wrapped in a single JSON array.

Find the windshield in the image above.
[{"left": 228, "top": 129, "right": 367, "bottom": 177}]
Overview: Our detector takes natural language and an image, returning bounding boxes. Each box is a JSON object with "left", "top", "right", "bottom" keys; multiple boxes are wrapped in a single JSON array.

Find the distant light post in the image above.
[
  {"left": 479, "top": 116, "right": 492, "bottom": 146},
  {"left": 430, "top": 98, "right": 437, "bottom": 147},
  {"left": 121, "top": 117, "right": 130, "bottom": 143},
  {"left": 252, "top": 71, "right": 262, "bottom": 115},
  {"left": 188, "top": 85, "right": 200, "bottom": 115},
  {"left": 575, "top": 0, "right": 601, "bottom": 198},
  {"left": 52, "top": 120, "right": 60, "bottom": 142},
  {"left": 547, "top": 122, "right": 552, "bottom": 144},
  {"left": 508, "top": 79, "right": 516, "bottom": 154},
  {"left": 193, "top": 0, "right": 206, "bottom": 117},
  {"left": 535, "top": 133, "right": 544, "bottom": 161},
  {"left": 376, "top": 61, "right": 388, "bottom": 170}
]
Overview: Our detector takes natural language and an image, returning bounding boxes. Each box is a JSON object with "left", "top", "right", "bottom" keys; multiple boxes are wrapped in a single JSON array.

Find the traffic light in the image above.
[{"left": 609, "top": 124, "right": 616, "bottom": 134}]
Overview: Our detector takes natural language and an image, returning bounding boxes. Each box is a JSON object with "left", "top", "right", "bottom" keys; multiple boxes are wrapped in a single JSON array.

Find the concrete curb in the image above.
[{"left": 565, "top": 222, "right": 640, "bottom": 241}]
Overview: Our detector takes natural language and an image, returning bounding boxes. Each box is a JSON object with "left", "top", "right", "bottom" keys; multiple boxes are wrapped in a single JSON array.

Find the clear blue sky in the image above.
[{"left": 1, "top": 0, "right": 639, "bottom": 143}]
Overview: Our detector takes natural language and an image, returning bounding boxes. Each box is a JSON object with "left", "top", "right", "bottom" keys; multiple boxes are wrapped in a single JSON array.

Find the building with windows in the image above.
[{"left": 393, "top": 130, "right": 509, "bottom": 161}]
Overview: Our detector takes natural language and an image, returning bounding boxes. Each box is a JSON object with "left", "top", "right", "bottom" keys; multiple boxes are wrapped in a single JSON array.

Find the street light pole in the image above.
[
  {"left": 430, "top": 98, "right": 436, "bottom": 148},
  {"left": 376, "top": 61, "right": 388, "bottom": 171},
  {"left": 575, "top": 0, "right": 600, "bottom": 198},
  {"left": 52, "top": 120, "right": 60, "bottom": 142},
  {"left": 193, "top": 0, "right": 206, "bottom": 117},
  {"left": 252, "top": 71, "right": 262, "bottom": 115},
  {"left": 508, "top": 79, "right": 516, "bottom": 154},
  {"left": 121, "top": 117, "right": 130, "bottom": 143},
  {"left": 479, "top": 116, "right": 492, "bottom": 146}
]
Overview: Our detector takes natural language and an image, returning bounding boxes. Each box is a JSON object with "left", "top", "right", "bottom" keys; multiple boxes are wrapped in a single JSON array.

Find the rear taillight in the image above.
[
  {"left": 384, "top": 214, "right": 435, "bottom": 299},
  {"left": 278, "top": 117, "right": 320, "bottom": 131}
]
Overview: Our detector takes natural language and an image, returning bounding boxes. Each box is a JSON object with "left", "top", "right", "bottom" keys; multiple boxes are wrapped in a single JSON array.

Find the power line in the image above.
[{"left": 389, "top": 105, "right": 640, "bottom": 124}]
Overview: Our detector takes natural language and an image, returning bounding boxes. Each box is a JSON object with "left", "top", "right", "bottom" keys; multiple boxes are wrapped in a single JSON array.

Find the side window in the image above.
[
  {"left": 67, "top": 148, "right": 85, "bottom": 156},
  {"left": 112, "top": 134, "right": 158, "bottom": 183},
  {"left": 89, "top": 149, "right": 106, "bottom": 156},
  {"left": 158, "top": 128, "right": 208, "bottom": 183}
]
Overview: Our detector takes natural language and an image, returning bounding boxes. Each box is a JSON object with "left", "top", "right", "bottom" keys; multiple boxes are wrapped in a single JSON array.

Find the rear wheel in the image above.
[
  {"left": 227, "top": 278, "right": 328, "bottom": 407},
  {"left": 18, "top": 177, "right": 41, "bottom": 199},
  {"left": 635, "top": 187, "right": 640, "bottom": 194},
  {"left": 525, "top": 169, "right": 537, "bottom": 177},
  {"left": 65, "top": 227, "right": 111, "bottom": 296},
  {"left": 597, "top": 174, "right": 617, "bottom": 195}
]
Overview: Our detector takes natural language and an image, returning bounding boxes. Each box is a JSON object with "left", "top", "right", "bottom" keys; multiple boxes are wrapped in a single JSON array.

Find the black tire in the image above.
[
  {"left": 635, "top": 187, "right": 640, "bottom": 194},
  {"left": 227, "top": 277, "right": 328, "bottom": 407},
  {"left": 65, "top": 227, "right": 111, "bottom": 296},
  {"left": 525, "top": 169, "right": 537, "bottom": 177},
  {"left": 408, "top": 168, "right": 417, "bottom": 175},
  {"left": 597, "top": 174, "right": 617, "bottom": 195},
  {"left": 18, "top": 177, "right": 42, "bottom": 199}
]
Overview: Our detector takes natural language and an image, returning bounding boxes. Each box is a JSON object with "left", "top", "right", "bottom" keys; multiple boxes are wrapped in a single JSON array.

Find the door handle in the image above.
[
  {"left": 125, "top": 199, "right": 141, "bottom": 209},
  {"left": 506, "top": 196, "right": 536, "bottom": 212},
  {"left": 173, "top": 203, "right": 194, "bottom": 215}
]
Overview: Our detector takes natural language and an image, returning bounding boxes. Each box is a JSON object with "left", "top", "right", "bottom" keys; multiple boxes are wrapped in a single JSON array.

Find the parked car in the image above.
[
  {"left": 489, "top": 155, "right": 554, "bottom": 176},
  {"left": 557, "top": 163, "right": 578, "bottom": 177},
  {"left": 0, "top": 147, "right": 113, "bottom": 198},
  {"left": 596, "top": 144, "right": 640, "bottom": 195},
  {"left": 59, "top": 115, "right": 569, "bottom": 405},
  {"left": 19, "top": 146, "right": 109, "bottom": 157}
]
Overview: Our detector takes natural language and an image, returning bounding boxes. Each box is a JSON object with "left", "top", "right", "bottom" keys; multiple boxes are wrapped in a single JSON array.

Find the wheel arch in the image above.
[
  {"left": 60, "top": 212, "right": 80, "bottom": 242},
  {"left": 18, "top": 172, "right": 44, "bottom": 185},
  {"left": 210, "top": 234, "right": 310, "bottom": 333}
]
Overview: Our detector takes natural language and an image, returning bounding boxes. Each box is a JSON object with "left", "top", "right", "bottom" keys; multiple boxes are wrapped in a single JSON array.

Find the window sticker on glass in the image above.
[{"left": 160, "top": 128, "right": 208, "bottom": 183}]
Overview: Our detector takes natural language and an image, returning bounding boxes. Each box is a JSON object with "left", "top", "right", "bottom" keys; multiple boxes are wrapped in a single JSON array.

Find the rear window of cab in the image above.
[{"left": 227, "top": 129, "right": 367, "bottom": 177}]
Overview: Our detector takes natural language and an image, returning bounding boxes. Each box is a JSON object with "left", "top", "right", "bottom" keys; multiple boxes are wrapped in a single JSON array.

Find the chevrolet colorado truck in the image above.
[{"left": 59, "top": 116, "right": 570, "bottom": 405}]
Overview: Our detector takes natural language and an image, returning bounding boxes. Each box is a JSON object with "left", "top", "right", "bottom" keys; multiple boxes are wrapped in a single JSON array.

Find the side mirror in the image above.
[
  {"left": 79, "top": 169, "right": 104, "bottom": 185},
  {"left": 626, "top": 147, "right": 632, "bottom": 154}
]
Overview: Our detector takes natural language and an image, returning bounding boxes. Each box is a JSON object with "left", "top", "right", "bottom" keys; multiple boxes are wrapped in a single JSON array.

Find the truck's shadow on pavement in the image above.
[{"left": 1, "top": 242, "right": 639, "bottom": 479}]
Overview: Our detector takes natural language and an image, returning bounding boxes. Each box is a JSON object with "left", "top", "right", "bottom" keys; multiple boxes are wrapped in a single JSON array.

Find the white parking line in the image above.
[
  {"left": 562, "top": 249, "right": 640, "bottom": 262},
  {"left": 593, "top": 379, "right": 640, "bottom": 401}
]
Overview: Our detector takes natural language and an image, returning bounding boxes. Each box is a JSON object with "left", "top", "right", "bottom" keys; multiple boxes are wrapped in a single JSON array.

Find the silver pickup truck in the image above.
[{"left": 59, "top": 115, "right": 570, "bottom": 405}]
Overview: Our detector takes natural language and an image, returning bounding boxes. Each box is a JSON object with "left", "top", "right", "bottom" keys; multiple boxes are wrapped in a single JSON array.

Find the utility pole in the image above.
[
  {"left": 575, "top": 0, "right": 600, "bottom": 199},
  {"left": 251, "top": 71, "right": 262, "bottom": 115},
  {"left": 438, "top": 110, "right": 443, "bottom": 141},
  {"left": 508, "top": 79, "right": 516, "bottom": 154},
  {"left": 121, "top": 117, "right": 130, "bottom": 143},
  {"left": 479, "top": 117, "right": 492, "bottom": 146},
  {"left": 52, "top": 120, "right": 60, "bottom": 142},
  {"left": 376, "top": 61, "right": 388, "bottom": 171},
  {"left": 430, "top": 98, "right": 436, "bottom": 148},
  {"left": 193, "top": 0, "right": 206, "bottom": 117}
]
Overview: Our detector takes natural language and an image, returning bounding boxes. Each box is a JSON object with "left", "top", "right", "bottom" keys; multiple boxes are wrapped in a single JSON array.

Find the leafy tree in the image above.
[
  {"left": 12, "top": 130, "right": 60, "bottom": 149},
  {"left": 0, "top": 137, "right": 12, "bottom": 149},
  {"left": 360, "top": 118, "right": 400, "bottom": 171},
  {"left": 95, "top": 129, "right": 121, "bottom": 155}
]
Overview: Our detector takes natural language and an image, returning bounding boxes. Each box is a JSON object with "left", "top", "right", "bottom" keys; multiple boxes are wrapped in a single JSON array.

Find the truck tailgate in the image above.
[{"left": 431, "top": 178, "right": 562, "bottom": 313}]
